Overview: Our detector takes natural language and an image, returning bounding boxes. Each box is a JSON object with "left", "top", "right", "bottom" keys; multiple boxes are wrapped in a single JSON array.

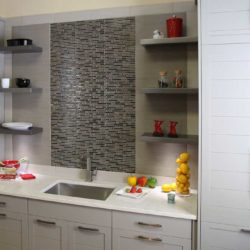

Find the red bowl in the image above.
[{"left": 2, "top": 160, "right": 20, "bottom": 169}]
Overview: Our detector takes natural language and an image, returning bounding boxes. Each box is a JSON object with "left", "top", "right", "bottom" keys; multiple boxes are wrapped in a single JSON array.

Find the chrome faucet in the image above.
[{"left": 85, "top": 155, "right": 97, "bottom": 182}]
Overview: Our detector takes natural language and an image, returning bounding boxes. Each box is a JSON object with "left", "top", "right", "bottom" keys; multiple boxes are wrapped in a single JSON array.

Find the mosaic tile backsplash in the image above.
[{"left": 51, "top": 18, "right": 135, "bottom": 172}]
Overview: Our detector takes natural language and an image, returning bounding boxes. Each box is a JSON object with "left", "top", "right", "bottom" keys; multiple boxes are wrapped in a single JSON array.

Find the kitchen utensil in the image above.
[
  {"left": 166, "top": 15, "right": 183, "bottom": 37},
  {"left": 7, "top": 38, "right": 32, "bottom": 46},
  {"left": 16, "top": 78, "right": 30, "bottom": 88},
  {"left": 2, "top": 122, "right": 33, "bottom": 131}
]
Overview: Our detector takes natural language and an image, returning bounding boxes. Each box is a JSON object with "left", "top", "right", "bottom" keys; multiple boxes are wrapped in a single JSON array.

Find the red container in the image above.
[
  {"left": 2, "top": 160, "right": 20, "bottom": 169},
  {"left": 166, "top": 15, "right": 183, "bottom": 38}
]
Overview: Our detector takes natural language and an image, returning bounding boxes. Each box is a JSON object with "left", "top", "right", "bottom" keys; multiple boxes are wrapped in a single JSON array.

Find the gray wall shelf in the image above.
[
  {"left": 141, "top": 133, "right": 198, "bottom": 145},
  {"left": 143, "top": 88, "right": 198, "bottom": 94},
  {"left": 0, "top": 45, "right": 43, "bottom": 54},
  {"left": 0, "top": 88, "right": 42, "bottom": 93},
  {"left": 140, "top": 36, "right": 198, "bottom": 46},
  {"left": 0, "top": 127, "right": 43, "bottom": 135}
]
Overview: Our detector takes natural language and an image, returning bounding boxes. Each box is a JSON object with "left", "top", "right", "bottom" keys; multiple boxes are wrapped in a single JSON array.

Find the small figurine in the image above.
[
  {"left": 158, "top": 71, "right": 169, "bottom": 88},
  {"left": 168, "top": 121, "right": 178, "bottom": 137},
  {"left": 153, "top": 30, "right": 164, "bottom": 39},
  {"left": 153, "top": 120, "right": 164, "bottom": 137},
  {"left": 173, "top": 69, "right": 184, "bottom": 88}
]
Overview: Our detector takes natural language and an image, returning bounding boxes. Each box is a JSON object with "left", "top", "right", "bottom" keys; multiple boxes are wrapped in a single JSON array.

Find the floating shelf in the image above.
[
  {"left": 141, "top": 133, "right": 198, "bottom": 145},
  {"left": 0, "top": 127, "right": 43, "bottom": 135},
  {"left": 0, "top": 45, "right": 43, "bottom": 54},
  {"left": 143, "top": 88, "right": 198, "bottom": 95},
  {"left": 140, "top": 36, "right": 198, "bottom": 46},
  {"left": 0, "top": 88, "right": 42, "bottom": 93}
]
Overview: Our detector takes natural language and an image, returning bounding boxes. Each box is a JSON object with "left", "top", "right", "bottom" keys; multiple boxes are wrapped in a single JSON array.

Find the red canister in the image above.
[{"left": 166, "top": 15, "right": 183, "bottom": 37}]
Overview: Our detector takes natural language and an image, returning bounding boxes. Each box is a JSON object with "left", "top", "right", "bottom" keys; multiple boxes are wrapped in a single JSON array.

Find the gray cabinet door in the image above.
[
  {"left": 0, "top": 211, "right": 28, "bottom": 250},
  {"left": 68, "top": 222, "right": 111, "bottom": 250},
  {"left": 28, "top": 215, "right": 67, "bottom": 250},
  {"left": 113, "top": 229, "right": 191, "bottom": 250}
]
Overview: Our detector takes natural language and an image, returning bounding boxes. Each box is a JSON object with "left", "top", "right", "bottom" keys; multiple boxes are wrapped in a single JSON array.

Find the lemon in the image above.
[
  {"left": 179, "top": 152, "right": 189, "bottom": 163},
  {"left": 162, "top": 184, "right": 172, "bottom": 193},
  {"left": 178, "top": 174, "right": 188, "bottom": 184},
  {"left": 176, "top": 158, "right": 181, "bottom": 164},
  {"left": 171, "top": 182, "right": 176, "bottom": 191},
  {"left": 176, "top": 167, "right": 181, "bottom": 175},
  {"left": 180, "top": 163, "right": 189, "bottom": 174}
]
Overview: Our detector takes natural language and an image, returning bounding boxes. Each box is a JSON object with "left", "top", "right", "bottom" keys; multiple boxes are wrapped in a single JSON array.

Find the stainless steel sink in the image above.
[{"left": 44, "top": 182, "right": 114, "bottom": 201}]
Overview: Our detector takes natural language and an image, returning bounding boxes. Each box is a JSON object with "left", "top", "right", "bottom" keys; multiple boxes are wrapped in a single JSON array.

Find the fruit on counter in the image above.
[
  {"left": 162, "top": 182, "right": 177, "bottom": 192},
  {"left": 127, "top": 176, "right": 137, "bottom": 186},
  {"left": 176, "top": 152, "right": 191, "bottom": 196},
  {"left": 180, "top": 163, "right": 189, "bottom": 174},
  {"left": 130, "top": 186, "right": 137, "bottom": 193},
  {"left": 147, "top": 177, "right": 157, "bottom": 188},
  {"left": 162, "top": 183, "right": 172, "bottom": 193},
  {"left": 180, "top": 152, "right": 189, "bottom": 162},
  {"left": 126, "top": 186, "right": 143, "bottom": 193},
  {"left": 171, "top": 182, "right": 176, "bottom": 191},
  {"left": 137, "top": 176, "right": 148, "bottom": 187}
]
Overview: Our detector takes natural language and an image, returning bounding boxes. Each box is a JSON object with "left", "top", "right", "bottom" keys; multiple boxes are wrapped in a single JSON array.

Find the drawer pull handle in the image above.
[
  {"left": 36, "top": 219, "right": 56, "bottom": 226},
  {"left": 0, "top": 202, "right": 6, "bottom": 207},
  {"left": 78, "top": 226, "right": 99, "bottom": 232},
  {"left": 0, "top": 213, "right": 6, "bottom": 218},
  {"left": 137, "top": 222, "right": 162, "bottom": 228},
  {"left": 241, "top": 228, "right": 250, "bottom": 233},
  {"left": 136, "top": 236, "right": 162, "bottom": 242}
]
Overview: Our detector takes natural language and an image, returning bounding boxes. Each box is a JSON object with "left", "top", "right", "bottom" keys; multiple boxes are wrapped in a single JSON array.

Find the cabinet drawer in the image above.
[
  {"left": 202, "top": 222, "right": 250, "bottom": 250},
  {"left": 0, "top": 195, "right": 28, "bottom": 214},
  {"left": 29, "top": 200, "right": 111, "bottom": 227},
  {"left": 113, "top": 228, "right": 191, "bottom": 250},
  {"left": 113, "top": 211, "right": 191, "bottom": 239}
]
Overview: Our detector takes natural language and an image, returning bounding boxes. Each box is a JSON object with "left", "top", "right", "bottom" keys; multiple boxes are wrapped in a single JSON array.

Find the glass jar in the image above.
[
  {"left": 173, "top": 69, "right": 184, "bottom": 88},
  {"left": 158, "top": 71, "right": 169, "bottom": 88}
]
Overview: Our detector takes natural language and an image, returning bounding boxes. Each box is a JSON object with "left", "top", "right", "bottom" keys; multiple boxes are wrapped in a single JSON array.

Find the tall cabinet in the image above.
[{"left": 200, "top": 0, "right": 250, "bottom": 249}]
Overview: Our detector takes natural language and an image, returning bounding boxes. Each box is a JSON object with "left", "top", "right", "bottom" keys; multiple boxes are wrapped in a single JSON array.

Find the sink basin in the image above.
[{"left": 44, "top": 182, "right": 114, "bottom": 201}]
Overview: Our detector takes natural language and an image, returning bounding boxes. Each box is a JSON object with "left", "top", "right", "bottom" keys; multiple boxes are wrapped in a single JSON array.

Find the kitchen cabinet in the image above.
[
  {"left": 0, "top": 195, "right": 28, "bottom": 250},
  {"left": 28, "top": 215, "right": 67, "bottom": 250},
  {"left": 112, "top": 211, "right": 192, "bottom": 250},
  {"left": 0, "top": 195, "right": 194, "bottom": 250},
  {"left": 68, "top": 222, "right": 111, "bottom": 250},
  {"left": 200, "top": 0, "right": 250, "bottom": 249},
  {"left": 28, "top": 200, "right": 112, "bottom": 250}
]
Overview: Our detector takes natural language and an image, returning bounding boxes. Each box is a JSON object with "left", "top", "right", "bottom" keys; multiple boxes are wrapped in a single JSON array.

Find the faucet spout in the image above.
[{"left": 85, "top": 155, "right": 97, "bottom": 182}]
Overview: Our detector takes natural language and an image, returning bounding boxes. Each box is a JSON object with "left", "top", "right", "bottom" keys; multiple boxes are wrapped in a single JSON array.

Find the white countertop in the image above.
[{"left": 0, "top": 164, "right": 197, "bottom": 220}]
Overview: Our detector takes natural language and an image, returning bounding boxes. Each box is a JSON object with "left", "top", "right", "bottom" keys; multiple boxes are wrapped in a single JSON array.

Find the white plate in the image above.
[
  {"left": 2, "top": 122, "right": 33, "bottom": 130},
  {"left": 116, "top": 186, "right": 152, "bottom": 199}
]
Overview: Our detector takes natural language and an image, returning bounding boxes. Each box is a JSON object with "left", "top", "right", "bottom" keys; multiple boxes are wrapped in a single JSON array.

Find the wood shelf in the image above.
[
  {"left": 140, "top": 36, "right": 198, "bottom": 46},
  {"left": 0, "top": 127, "right": 43, "bottom": 135},
  {"left": 0, "top": 45, "right": 43, "bottom": 54},
  {"left": 143, "top": 88, "right": 198, "bottom": 95},
  {"left": 0, "top": 88, "right": 42, "bottom": 93},
  {"left": 141, "top": 133, "right": 198, "bottom": 145}
]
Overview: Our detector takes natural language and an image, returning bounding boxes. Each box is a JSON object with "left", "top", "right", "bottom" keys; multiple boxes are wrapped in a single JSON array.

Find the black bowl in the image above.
[
  {"left": 7, "top": 39, "right": 32, "bottom": 47},
  {"left": 16, "top": 78, "right": 30, "bottom": 88}
]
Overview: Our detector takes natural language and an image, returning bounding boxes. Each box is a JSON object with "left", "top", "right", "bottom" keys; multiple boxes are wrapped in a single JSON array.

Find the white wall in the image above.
[{"left": 0, "top": 0, "right": 194, "bottom": 18}]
